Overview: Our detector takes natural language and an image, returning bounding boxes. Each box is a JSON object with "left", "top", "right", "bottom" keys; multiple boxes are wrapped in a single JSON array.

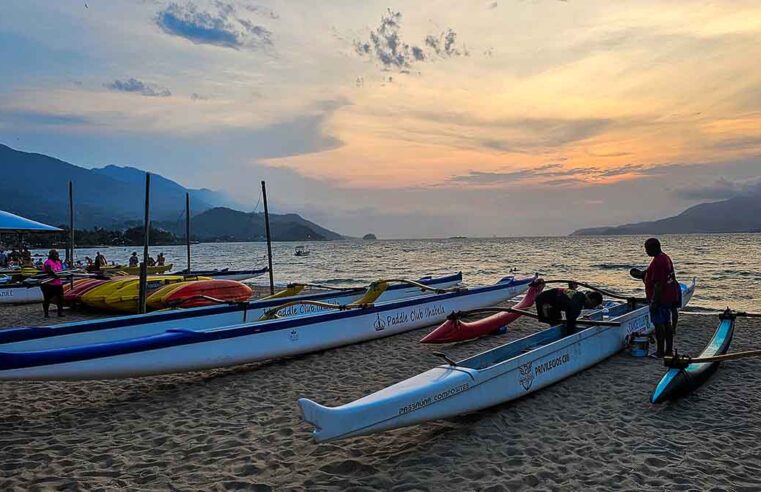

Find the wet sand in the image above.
[{"left": 1, "top": 303, "right": 760, "bottom": 490}]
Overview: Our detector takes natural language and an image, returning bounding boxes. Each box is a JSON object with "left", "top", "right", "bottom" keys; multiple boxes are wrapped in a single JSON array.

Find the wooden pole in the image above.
[
  {"left": 68, "top": 181, "right": 75, "bottom": 286},
  {"left": 185, "top": 192, "right": 191, "bottom": 273},
  {"left": 137, "top": 173, "right": 151, "bottom": 314},
  {"left": 261, "top": 180, "right": 275, "bottom": 295}
]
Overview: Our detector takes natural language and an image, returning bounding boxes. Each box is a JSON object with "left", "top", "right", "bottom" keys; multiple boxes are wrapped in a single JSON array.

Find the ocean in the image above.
[{"left": 38, "top": 233, "right": 760, "bottom": 312}]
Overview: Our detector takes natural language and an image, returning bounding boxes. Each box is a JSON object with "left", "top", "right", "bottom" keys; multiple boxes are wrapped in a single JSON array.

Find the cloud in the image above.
[
  {"left": 156, "top": 2, "right": 272, "bottom": 50},
  {"left": 353, "top": 9, "right": 467, "bottom": 72},
  {"left": 487, "top": 2, "right": 498, "bottom": 9},
  {"left": 448, "top": 163, "right": 672, "bottom": 186},
  {"left": 105, "top": 78, "right": 172, "bottom": 97},
  {"left": 676, "top": 177, "right": 761, "bottom": 200},
  {"left": 0, "top": 110, "right": 91, "bottom": 127}
]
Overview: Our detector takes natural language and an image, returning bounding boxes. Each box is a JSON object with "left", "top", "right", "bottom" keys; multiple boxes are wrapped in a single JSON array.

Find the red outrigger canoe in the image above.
[{"left": 420, "top": 279, "right": 545, "bottom": 343}]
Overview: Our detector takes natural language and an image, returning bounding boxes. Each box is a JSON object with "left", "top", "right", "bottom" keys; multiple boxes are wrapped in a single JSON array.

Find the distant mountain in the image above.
[
  {"left": 572, "top": 193, "right": 761, "bottom": 236},
  {"left": 0, "top": 143, "right": 344, "bottom": 241},
  {"left": 158, "top": 207, "right": 343, "bottom": 242}
]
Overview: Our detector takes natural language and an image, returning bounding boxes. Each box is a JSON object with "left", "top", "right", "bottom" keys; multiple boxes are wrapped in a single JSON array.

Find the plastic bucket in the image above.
[{"left": 629, "top": 335, "right": 650, "bottom": 357}]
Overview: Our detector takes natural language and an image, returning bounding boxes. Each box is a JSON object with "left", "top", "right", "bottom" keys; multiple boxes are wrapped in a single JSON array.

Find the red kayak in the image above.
[
  {"left": 160, "top": 280, "right": 253, "bottom": 308},
  {"left": 64, "top": 279, "right": 108, "bottom": 306},
  {"left": 420, "top": 279, "right": 545, "bottom": 343}
]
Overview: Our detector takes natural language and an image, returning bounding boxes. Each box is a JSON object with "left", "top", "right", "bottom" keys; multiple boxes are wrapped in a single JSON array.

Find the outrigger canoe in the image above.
[
  {"left": 650, "top": 309, "right": 734, "bottom": 404},
  {"left": 298, "top": 280, "right": 695, "bottom": 442},
  {"left": 0, "top": 275, "right": 532, "bottom": 380},
  {"left": 171, "top": 267, "right": 269, "bottom": 281},
  {"left": 0, "top": 273, "right": 465, "bottom": 351}
]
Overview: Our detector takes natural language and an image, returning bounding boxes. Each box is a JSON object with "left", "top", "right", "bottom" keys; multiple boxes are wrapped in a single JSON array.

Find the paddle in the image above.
[
  {"left": 448, "top": 307, "right": 622, "bottom": 327},
  {"left": 543, "top": 279, "right": 647, "bottom": 304}
]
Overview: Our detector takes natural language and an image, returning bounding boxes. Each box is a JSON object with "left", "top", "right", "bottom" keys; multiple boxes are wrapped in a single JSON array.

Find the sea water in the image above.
[{"left": 37, "top": 233, "right": 761, "bottom": 312}]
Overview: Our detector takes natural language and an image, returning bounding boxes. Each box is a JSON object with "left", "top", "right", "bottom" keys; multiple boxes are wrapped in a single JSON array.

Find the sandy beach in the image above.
[{"left": 1, "top": 302, "right": 760, "bottom": 491}]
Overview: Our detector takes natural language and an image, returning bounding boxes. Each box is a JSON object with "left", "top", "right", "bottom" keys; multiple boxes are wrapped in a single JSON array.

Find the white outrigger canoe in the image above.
[
  {"left": 299, "top": 280, "right": 696, "bottom": 442},
  {"left": 0, "top": 273, "right": 464, "bottom": 352},
  {"left": 0, "top": 283, "right": 43, "bottom": 304},
  {"left": 0, "top": 275, "right": 533, "bottom": 380}
]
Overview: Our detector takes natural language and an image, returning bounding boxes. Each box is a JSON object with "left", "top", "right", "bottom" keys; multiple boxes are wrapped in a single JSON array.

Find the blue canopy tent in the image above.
[{"left": 0, "top": 210, "right": 62, "bottom": 233}]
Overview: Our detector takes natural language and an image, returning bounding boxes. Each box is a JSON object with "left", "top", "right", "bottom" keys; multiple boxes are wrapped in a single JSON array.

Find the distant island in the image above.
[
  {"left": 572, "top": 190, "right": 761, "bottom": 236},
  {"left": 0, "top": 143, "right": 344, "bottom": 242},
  {"left": 362, "top": 233, "right": 377, "bottom": 240}
]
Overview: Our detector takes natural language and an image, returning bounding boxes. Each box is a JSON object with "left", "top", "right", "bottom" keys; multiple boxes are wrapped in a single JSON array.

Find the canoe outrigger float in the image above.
[
  {"left": 298, "top": 280, "right": 696, "bottom": 443},
  {"left": 0, "top": 275, "right": 533, "bottom": 380},
  {"left": 651, "top": 309, "right": 735, "bottom": 404},
  {"left": 0, "top": 273, "right": 464, "bottom": 351}
]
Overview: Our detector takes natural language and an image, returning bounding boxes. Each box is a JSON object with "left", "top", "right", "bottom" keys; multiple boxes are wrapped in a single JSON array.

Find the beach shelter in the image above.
[{"left": 0, "top": 210, "right": 62, "bottom": 233}]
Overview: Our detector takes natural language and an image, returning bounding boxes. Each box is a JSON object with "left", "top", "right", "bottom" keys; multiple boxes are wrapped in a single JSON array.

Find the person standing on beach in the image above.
[
  {"left": 637, "top": 238, "right": 681, "bottom": 358},
  {"left": 41, "top": 249, "right": 65, "bottom": 318},
  {"left": 535, "top": 286, "right": 603, "bottom": 335}
]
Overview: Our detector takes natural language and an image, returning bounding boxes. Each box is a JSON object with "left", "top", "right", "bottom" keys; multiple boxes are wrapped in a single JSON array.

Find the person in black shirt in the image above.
[{"left": 535, "top": 287, "right": 603, "bottom": 335}]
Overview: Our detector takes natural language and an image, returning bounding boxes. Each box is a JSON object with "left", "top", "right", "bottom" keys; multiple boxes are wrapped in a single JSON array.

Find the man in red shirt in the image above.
[{"left": 641, "top": 238, "right": 681, "bottom": 358}]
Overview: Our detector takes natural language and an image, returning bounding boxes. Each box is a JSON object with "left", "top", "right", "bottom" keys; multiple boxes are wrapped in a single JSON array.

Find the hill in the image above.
[
  {"left": 572, "top": 193, "right": 761, "bottom": 236},
  {"left": 0, "top": 143, "right": 343, "bottom": 241},
  {"left": 158, "top": 207, "right": 343, "bottom": 242}
]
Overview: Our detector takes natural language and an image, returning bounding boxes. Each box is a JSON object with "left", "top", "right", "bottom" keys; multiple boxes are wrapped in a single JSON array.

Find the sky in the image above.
[{"left": 2, "top": 0, "right": 761, "bottom": 238}]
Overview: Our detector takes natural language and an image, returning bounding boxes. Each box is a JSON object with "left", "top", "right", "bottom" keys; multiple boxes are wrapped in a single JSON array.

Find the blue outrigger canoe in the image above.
[{"left": 651, "top": 309, "right": 735, "bottom": 404}]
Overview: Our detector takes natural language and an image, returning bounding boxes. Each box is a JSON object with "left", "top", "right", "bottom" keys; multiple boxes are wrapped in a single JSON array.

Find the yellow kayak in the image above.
[
  {"left": 81, "top": 277, "right": 139, "bottom": 311},
  {"left": 105, "top": 276, "right": 209, "bottom": 313}
]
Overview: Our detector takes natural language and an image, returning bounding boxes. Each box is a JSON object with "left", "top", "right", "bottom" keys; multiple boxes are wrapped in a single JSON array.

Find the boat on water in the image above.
[
  {"left": 298, "top": 280, "right": 696, "bottom": 442},
  {"left": 171, "top": 267, "right": 268, "bottom": 282},
  {"left": 0, "top": 273, "right": 464, "bottom": 350},
  {"left": 295, "top": 246, "right": 310, "bottom": 257},
  {"left": 0, "top": 275, "right": 532, "bottom": 380},
  {"left": 650, "top": 309, "right": 735, "bottom": 404}
]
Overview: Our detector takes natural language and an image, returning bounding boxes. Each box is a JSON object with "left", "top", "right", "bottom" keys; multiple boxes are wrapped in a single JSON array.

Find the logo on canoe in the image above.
[
  {"left": 519, "top": 361, "right": 534, "bottom": 391},
  {"left": 373, "top": 314, "right": 386, "bottom": 331},
  {"left": 289, "top": 329, "right": 299, "bottom": 341}
]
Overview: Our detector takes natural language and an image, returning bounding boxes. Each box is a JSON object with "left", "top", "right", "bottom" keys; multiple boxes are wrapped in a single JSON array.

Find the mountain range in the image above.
[
  {"left": 572, "top": 192, "right": 761, "bottom": 236},
  {"left": 0, "top": 143, "right": 343, "bottom": 241}
]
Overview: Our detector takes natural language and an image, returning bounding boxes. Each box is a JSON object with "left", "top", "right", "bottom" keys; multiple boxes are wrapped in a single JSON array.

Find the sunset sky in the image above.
[{"left": 2, "top": 0, "right": 761, "bottom": 237}]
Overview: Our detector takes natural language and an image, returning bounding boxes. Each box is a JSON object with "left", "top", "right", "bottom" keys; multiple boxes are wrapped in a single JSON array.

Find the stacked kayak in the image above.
[
  {"left": 64, "top": 279, "right": 109, "bottom": 306},
  {"left": 80, "top": 276, "right": 194, "bottom": 312},
  {"left": 149, "top": 280, "right": 253, "bottom": 309},
  {"left": 0, "top": 274, "right": 532, "bottom": 380}
]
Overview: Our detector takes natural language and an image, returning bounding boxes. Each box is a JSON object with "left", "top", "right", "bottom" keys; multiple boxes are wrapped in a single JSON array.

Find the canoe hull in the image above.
[
  {"left": 299, "top": 281, "right": 696, "bottom": 442},
  {"left": 0, "top": 278, "right": 531, "bottom": 380},
  {"left": 0, "top": 285, "right": 43, "bottom": 304},
  {"left": 0, "top": 273, "right": 465, "bottom": 352},
  {"left": 650, "top": 314, "right": 734, "bottom": 404}
]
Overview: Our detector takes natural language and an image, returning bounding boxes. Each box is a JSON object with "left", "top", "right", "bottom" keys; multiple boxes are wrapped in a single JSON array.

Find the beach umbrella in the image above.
[{"left": 0, "top": 210, "right": 62, "bottom": 233}]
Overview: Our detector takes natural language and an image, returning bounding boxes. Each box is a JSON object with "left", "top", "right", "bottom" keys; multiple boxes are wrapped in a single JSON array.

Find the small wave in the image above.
[{"left": 591, "top": 263, "right": 638, "bottom": 270}]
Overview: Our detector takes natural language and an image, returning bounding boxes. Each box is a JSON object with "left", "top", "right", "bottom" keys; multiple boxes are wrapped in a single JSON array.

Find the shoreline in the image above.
[{"left": 1, "top": 302, "right": 759, "bottom": 489}]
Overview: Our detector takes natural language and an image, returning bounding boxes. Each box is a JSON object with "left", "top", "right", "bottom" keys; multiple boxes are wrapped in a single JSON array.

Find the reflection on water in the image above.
[{"left": 46, "top": 233, "right": 760, "bottom": 311}]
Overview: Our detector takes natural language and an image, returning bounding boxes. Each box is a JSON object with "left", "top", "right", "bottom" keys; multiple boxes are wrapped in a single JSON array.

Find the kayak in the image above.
[
  {"left": 158, "top": 280, "right": 253, "bottom": 308},
  {"left": 420, "top": 278, "right": 544, "bottom": 343},
  {"left": 171, "top": 267, "right": 268, "bottom": 281},
  {"left": 63, "top": 279, "right": 108, "bottom": 305},
  {"left": 650, "top": 310, "right": 734, "bottom": 404},
  {"left": 103, "top": 276, "right": 209, "bottom": 313},
  {"left": 298, "top": 280, "right": 696, "bottom": 442},
  {"left": 146, "top": 282, "right": 192, "bottom": 310},
  {"left": 0, "top": 273, "right": 465, "bottom": 351},
  {"left": 0, "top": 275, "right": 532, "bottom": 380}
]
